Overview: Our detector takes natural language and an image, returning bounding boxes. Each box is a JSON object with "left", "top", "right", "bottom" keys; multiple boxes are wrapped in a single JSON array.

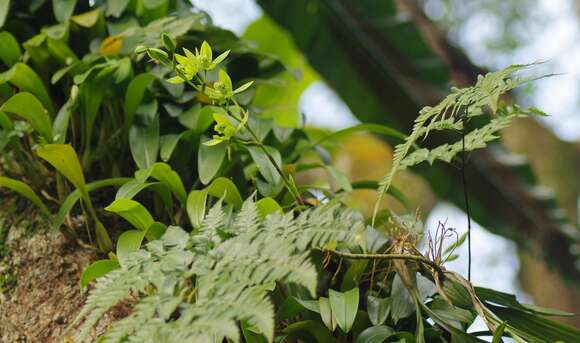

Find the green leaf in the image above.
[
  {"left": 206, "top": 177, "right": 243, "bottom": 209},
  {"left": 71, "top": 8, "right": 101, "bottom": 28},
  {"left": 53, "top": 0, "right": 77, "bottom": 22},
  {"left": 159, "top": 133, "right": 183, "bottom": 161},
  {"left": 491, "top": 322, "right": 506, "bottom": 343},
  {"left": 355, "top": 325, "right": 395, "bottom": 343},
  {"left": 0, "top": 0, "right": 9, "bottom": 28},
  {"left": 390, "top": 275, "right": 415, "bottom": 323},
  {"left": 0, "top": 63, "right": 54, "bottom": 114},
  {"left": 95, "top": 221, "right": 113, "bottom": 252},
  {"left": 248, "top": 145, "right": 282, "bottom": 185},
  {"left": 146, "top": 221, "right": 166, "bottom": 241},
  {"left": 319, "top": 297, "right": 337, "bottom": 331},
  {"left": 283, "top": 320, "right": 335, "bottom": 343},
  {"left": 52, "top": 85, "right": 79, "bottom": 143},
  {"left": 135, "top": 162, "right": 187, "bottom": 202},
  {"left": 37, "top": 144, "right": 86, "bottom": 192},
  {"left": 367, "top": 296, "right": 391, "bottom": 326},
  {"left": 294, "top": 298, "right": 320, "bottom": 314},
  {"left": 129, "top": 114, "right": 159, "bottom": 169},
  {"left": 327, "top": 165, "right": 352, "bottom": 192},
  {"left": 161, "top": 33, "right": 175, "bottom": 52},
  {"left": 105, "top": 198, "right": 154, "bottom": 231},
  {"left": 53, "top": 178, "right": 130, "bottom": 231},
  {"left": 313, "top": 124, "right": 407, "bottom": 146},
  {"left": 186, "top": 189, "right": 208, "bottom": 230},
  {"left": 0, "top": 31, "right": 21, "bottom": 67},
  {"left": 1, "top": 92, "right": 53, "bottom": 141},
  {"left": 255, "top": 197, "right": 282, "bottom": 219},
  {"left": 488, "top": 304, "right": 580, "bottom": 343},
  {"left": 116, "top": 230, "right": 146, "bottom": 265},
  {"left": 475, "top": 287, "right": 575, "bottom": 317},
  {"left": 329, "top": 288, "right": 359, "bottom": 333},
  {"left": 198, "top": 138, "right": 227, "bottom": 185},
  {"left": 124, "top": 73, "right": 156, "bottom": 133},
  {"left": 106, "top": 0, "right": 129, "bottom": 17},
  {"left": 427, "top": 299, "right": 474, "bottom": 328},
  {"left": 0, "top": 176, "right": 50, "bottom": 216},
  {"left": 80, "top": 259, "right": 120, "bottom": 290}
]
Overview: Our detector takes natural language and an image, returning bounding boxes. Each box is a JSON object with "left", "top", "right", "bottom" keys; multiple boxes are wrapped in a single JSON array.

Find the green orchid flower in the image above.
[
  {"left": 197, "top": 41, "right": 230, "bottom": 71},
  {"left": 204, "top": 109, "right": 249, "bottom": 146},
  {"left": 167, "top": 41, "right": 230, "bottom": 84},
  {"left": 205, "top": 69, "right": 254, "bottom": 103}
]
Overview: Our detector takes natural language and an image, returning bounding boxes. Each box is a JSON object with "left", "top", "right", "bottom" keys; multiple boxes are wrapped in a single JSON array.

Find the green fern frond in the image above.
[
  {"left": 372, "top": 63, "right": 546, "bottom": 224},
  {"left": 75, "top": 201, "right": 365, "bottom": 342}
]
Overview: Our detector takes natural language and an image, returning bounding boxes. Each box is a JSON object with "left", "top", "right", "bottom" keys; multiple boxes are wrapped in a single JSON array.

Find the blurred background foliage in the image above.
[{"left": 202, "top": 0, "right": 580, "bottom": 326}]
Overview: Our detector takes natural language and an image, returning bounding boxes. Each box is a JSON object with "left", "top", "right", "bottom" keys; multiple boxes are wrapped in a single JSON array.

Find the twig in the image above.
[{"left": 324, "top": 249, "right": 444, "bottom": 276}]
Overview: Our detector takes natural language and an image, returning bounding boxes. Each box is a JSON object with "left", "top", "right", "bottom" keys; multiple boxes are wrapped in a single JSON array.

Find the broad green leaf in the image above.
[
  {"left": 367, "top": 296, "right": 391, "bottom": 326},
  {"left": 329, "top": 288, "right": 359, "bottom": 333},
  {"left": 53, "top": 178, "right": 130, "bottom": 231},
  {"left": 427, "top": 299, "right": 474, "bottom": 328},
  {"left": 186, "top": 189, "right": 208, "bottom": 230},
  {"left": 276, "top": 297, "right": 308, "bottom": 320},
  {"left": 255, "top": 197, "right": 282, "bottom": 219},
  {"left": 71, "top": 9, "right": 101, "bottom": 28},
  {"left": 341, "top": 260, "right": 368, "bottom": 291},
  {"left": 129, "top": 114, "right": 159, "bottom": 169},
  {"left": 146, "top": 221, "right": 167, "bottom": 241},
  {"left": 159, "top": 133, "right": 184, "bottom": 161},
  {"left": 0, "top": 31, "right": 21, "bottom": 67},
  {"left": 105, "top": 198, "right": 154, "bottom": 231},
  {"left": 116, "top": 180, "right": 160, "bottom": 199},
  {"left": 283, "top": 320, "right": 335, "bottom": 343},
  {"left": 53, "top": 0, "right": 77, "bottom": 22},
  {"left": 355, "top": 325, "right": 395, "bottom": 343},
  {"left": 124, "top": 73, "right": 156, "bottom": 132},
  {"left": 420, "top": 302, "right": 485, "bottom": 342},
  {"left": 0, "top": 63, "right": 54, "bottom": 114},
  {"left": 390, "top": 275, "right": 415, "bottom": 323},
  {"left": 80, "top": 259, "right": 119, "bottom": 290},
  {"left": 37, "top": 144, "right": 86, "bottom": 192},
  {"left": 294, "top": 298, "right": 320, "bottom": 314},
  {"left": 198, "top": 138, "right": 227, "bottom": 185},
  {"left": 0, "top": 176, "right": 50, "bottom": 216},
  {"left": 116, "top": 230, "right": 146, "bottom": 265},
  {"left": 1, "top": 92, "right": 53, "bottom": 141},
  {"left": 106, "top": 0, "right": 130, "bottom": 17},
  {"left": 206, "top": 177, "right": 243, "bottom": 209},
  {"left": 248, "top": 145, "right": 282, "bottom": 185},
  {"left": 135, "top": 162, "right": 186, "bottom": 202},
  {"left": 319, "top": 297, "right": 336, "bottom": 331},
  {"left": 0, "top": 0, "right": 9, "bottom": 27}
]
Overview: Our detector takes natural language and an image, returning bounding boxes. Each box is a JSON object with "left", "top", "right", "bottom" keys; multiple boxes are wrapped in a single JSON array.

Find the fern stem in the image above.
[
  {"left": 325, "top": 249, "right": 444, "bottom": 276},
  {"left": 461, "top": 111, "right": 472, "bottom": 282}
]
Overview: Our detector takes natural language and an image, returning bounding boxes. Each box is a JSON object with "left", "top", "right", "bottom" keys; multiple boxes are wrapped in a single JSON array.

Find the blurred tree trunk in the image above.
[{"left": 502, "top": 118, "right": 580, "bottom": 326}]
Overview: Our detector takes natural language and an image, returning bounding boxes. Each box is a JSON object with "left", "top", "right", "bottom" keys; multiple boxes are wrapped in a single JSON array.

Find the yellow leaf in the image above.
[{"left": 100, "top": 35, "right": 123, "bottom": 55}]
